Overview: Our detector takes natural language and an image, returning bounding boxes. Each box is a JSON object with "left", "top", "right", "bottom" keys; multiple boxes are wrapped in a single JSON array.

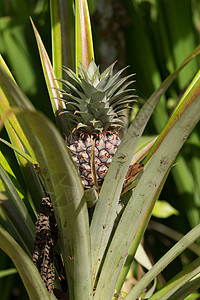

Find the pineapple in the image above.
[{"left": 58, "top": 60, "right": 135, "bottom": 189}]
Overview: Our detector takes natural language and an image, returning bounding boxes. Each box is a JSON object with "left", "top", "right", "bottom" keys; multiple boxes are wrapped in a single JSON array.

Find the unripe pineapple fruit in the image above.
[{"left": 58, "top": 60, "right": 135, "bottom": 189}]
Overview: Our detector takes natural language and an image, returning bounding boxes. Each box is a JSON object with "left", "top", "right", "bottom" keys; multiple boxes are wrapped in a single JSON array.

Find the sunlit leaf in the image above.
[
  {"left": 152, "top": 200, "right": 179, "bottom": 218},
  {"left": 75, "top": 0, "right": 94, "bottom": 71}
]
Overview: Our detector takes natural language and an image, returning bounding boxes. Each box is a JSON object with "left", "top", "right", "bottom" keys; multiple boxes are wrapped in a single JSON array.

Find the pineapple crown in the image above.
[{"left": 57, "top": 60, "right": 136, "bottom": 135}]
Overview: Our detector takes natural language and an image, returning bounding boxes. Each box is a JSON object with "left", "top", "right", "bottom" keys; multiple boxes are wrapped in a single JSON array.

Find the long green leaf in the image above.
[
  {"left": 0, "top": 226, "right": 57, "bottom": 300},
  {"left": 167, "top": 277, "right": 200, "bottom": 300},
  {"left": 30, "top": 19, "right": 65, "bottom": 113},
  {"left": 115, "top": 170, "right": 169, "bottom": 294},
  {"left": 50, "top": 0, "right": 62, "bottom": 79},
  {"left": 0, "top": 268, "right": 17, "bottom": 278},
  {"left": 0, "top": 138, "right": 37, "bottom": 165},
  {"left": 149, "top": 257, "right": 200, "bottom": 300},
  {"left": 59, "top": 0, "right": 75, "bottom": 71},
  {"left": 50, "top": 0, "right": 75, "bottom": 75}
]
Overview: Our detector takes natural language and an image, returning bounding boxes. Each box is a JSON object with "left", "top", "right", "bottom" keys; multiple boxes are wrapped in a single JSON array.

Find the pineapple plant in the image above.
[
  {"left": 59, "top": 61, "right": 135, "bottom": 189},
  {"left": 1, "top": 1, "right": 200, "bottom": 300}
]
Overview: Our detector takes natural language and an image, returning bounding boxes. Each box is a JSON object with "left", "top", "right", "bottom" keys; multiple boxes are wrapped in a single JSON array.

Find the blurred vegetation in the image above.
[{"left": 0, "top": 0, "right": 200, "bottom": 298}]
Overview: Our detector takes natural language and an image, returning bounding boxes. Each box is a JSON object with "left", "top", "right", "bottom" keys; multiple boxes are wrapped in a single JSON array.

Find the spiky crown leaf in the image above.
[{"left": 58, "top": 60, "right": 136, "bottom": 135}]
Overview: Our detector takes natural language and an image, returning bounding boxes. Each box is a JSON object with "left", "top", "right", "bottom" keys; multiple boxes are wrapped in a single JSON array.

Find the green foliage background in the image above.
[{"left": 0, "top": 0, "right": 200, "bottom": 299}]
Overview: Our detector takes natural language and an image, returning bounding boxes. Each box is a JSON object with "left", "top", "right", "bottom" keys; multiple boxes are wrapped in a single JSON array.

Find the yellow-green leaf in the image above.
[{"left": 152, "top": 200, "right": 179, "bottom": 218}]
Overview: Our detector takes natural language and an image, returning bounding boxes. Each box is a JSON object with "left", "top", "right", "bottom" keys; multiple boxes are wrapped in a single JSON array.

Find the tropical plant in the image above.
[{"left": 0, "top": 1, "right": 200, "bottom": 300}]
